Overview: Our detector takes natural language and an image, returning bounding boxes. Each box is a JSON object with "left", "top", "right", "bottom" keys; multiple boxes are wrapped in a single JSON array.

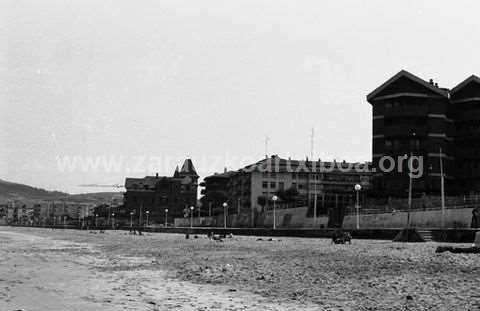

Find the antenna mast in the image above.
[
  {"left": 310, "top": 128, "right": 315, "bottom": 160},
  {"left": 265, "top": 136, "right": 269, "bottom": 158}
]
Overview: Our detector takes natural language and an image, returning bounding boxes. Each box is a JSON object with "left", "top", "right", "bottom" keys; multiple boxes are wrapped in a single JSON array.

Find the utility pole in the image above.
[
  {"left": 264, "top": 136, "right": 269, "bottom": 158},
  {"left": 310, "top": 128, "right": 315, "bottom": 160},
  {"left": 439, "top": 147, "right": 446, "bottom": 228},
  {"left": 407, "top": 152, "right": 413, "bottom": 229},
  {"left": 139, "top": 202, "right": 143, "bottom": 226},
  {"left": 107, "top": 204, "right": 111, "bottom": 227},
  {"left": 310, "top": 127, "right": 316, "bottom": 218}
]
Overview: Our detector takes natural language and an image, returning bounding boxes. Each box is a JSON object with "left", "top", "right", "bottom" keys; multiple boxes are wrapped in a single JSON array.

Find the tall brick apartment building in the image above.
[
  {"left": 451, "top": 75, "right": 480, "bottom": 191},
  {"left": 123, "top": 159, "right": 198, "bottom": 224},
  {"left": 367, "top": 70, "right": 480, "bottom": 197}
]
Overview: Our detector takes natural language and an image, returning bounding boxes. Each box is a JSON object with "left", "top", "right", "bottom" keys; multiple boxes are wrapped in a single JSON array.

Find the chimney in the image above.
[
  {"left": 434, "top": 82, "right": 439, "bottom": 88},
  {"left": 155, "top": 173, "right": 159, "bottom": 178},
  {"left": 224, "top": 167, "right": 227, "bottom": 173},
  {"left": 429, "top": 79, "right": 434, "bottom": 85}
]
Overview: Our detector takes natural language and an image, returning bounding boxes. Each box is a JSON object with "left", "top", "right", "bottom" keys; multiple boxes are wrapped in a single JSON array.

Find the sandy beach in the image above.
[{"left": 0, "top": 227, "right": 479, "bottom": 311}]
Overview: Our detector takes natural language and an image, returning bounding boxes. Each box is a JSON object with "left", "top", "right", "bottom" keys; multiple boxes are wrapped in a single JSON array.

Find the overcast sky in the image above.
[{"left": 1, "top": 0, "right": 479, "bottom": 193}]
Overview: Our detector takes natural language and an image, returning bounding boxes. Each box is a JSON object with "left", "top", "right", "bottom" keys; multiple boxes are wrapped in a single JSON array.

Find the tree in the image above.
[
  {"left": 257, "top": 196, "right": 267, "bottom": 210},
  {"left": 282, "top": 187, "right": 300, "bottom": 204},
  {"left": 200, "top": 190, "right": 229, "bottom": 215}
]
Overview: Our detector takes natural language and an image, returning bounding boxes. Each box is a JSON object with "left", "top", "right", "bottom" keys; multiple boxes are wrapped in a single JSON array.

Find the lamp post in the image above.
[
  {"left": 407, "top": 152, "right": 413, "bottom": 229},
  {"left": 145, "top": 210, "right": 150, "bottom": 227},
  {"left": 223, "top": 202, "right": 228, "bottom": 229},
  {"left": 272, "top": 195, "right": 278, "bottom": 229},
  {"left": 107, "top": 205, "right": 111, "bottom": 227},
  {"left": 190, "top": 206, "right": 194, "bottom": 228},
  {"left": 354, "top": 184, "right": 362, "bottom": 230},
  {"left": 95, "top": 214, "right": 98, "bottom": 227},
  {"left": 165, "top": 208, "right": 168, "bottom": 227},
  {"left": 407, "top": 133, "right": 415, "bottom": 229},
  {"left": 111, "top": 213, "right": 115, "bottom": 229},
  {"left": 439, "top": 147, "right": 446, "bottom": 228},
  {"left": 130, "top": 211, "right": 133, "bottom": 227}
]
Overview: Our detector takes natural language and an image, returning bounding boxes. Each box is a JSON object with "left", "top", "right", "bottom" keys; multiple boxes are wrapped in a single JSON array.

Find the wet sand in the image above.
[{"left": 0, "top": 227, "right": 479, "bottom": 310}]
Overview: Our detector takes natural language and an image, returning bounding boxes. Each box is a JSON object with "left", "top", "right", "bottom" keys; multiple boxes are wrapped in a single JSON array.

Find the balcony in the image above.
[
  {"left": 456, "top": 149, "right": 480, "bottom": 160},
  {"left": 383, "top": 125, "right": 427, "bottom": 137},
  {"left": 455, "top": 125, "right": 480, "bottom": 138},
  {"left": 455, "top": 110, "right": 480, "bottom": 122},
  {"left": 384, "top": 106, "right": 428, "bottom": 119}
]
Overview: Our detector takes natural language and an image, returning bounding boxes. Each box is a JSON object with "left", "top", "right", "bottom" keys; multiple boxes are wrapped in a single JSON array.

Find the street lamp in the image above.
[
  {"left": 223, "top": 202, "right": 228, "bottom": 229},
  {"left": 354, "top": 184, "right": 362, "bottom": 230},
  {"left": 190, "top": 206, "right": 194, "bottom": 228},
  {"left": 111, "top": 213, "right": 115, "bottom": 229},
  {"left": 107, "top": 205, "right": 111, "bottom": 227},
  {"left": 406, "top": 152, "right": 413, "bottom": 229},
  {"left": 439, "top": 147, "right": 446, "bottom": 228},
  {"left": 95, "top": 214, "right": 98, "bottom": 227},
  {"left": 272, "top": 195, "right": 278, "bottom": 229},
  {"left": 407, "top": 133, "right": 416, "bottom": 229},
  {"left": 146, "top": 210, "right": 150, "bottom": 227},
  {"left": 130, "top": 211, "right": 133, "bottom": 227},
  {"left": 165, "top": 208, "right": 168, "bottom": 227}
]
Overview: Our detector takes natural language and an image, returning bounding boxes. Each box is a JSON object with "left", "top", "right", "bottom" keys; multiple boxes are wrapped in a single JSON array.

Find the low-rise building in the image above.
[
  {"left": 202, "top": 155, "right": 372, "bottom": 221},
  {"left": 200, "top": 169, "right": 236, "bottom": 216},
  {"left": 123, "top": 159, "right": 199, "bottom": 224}
]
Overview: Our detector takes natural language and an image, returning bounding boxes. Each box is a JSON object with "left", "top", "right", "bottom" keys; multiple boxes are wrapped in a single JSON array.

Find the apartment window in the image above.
[
  {"left": 270, "top": 182, "right": 276, "bottom": 188},
  {"left": 409, "top": 139, "right": 420, "bottom": 150},
  {"left": 262, "top": 181, "right": 268, "bottom": 189},
  {"left": 292, "top": 173, "right": 297, "bottom": 179},
  {"left": 299, "top": 184, "right": 304, "bottom": 190},
  {"left": 279, "top": 182, "right": 285, "bottom": 190},
  {"left": 271, "top": 172, "right": 276, "bottom": 178},
  {"left": 393, "top": 139, "right": 401, "bottom": 149},
  {"left": 292, "top": 182, "right": 297, "bottom": 189}
]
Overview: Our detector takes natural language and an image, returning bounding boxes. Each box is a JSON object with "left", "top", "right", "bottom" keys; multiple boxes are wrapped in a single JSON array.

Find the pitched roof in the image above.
[
  {"left": 235, "top": 155, "right": 371, "bottom": 174},
  {"left": 450, "top": 75, "right": 480, "bottom": 95},
  {"left": 125, "top": 160, "right": 198, "bottom": 189},
  {"left": 179, "top": 159, "right": 198, "bottom": 176},
  {"left": 173, "top": 165, "right": 180, "bottom": 177},
  {"left": 124, "top": 177, "right": 159, "bottom": 189},
  {"left": 204, "top": 170, "right": 236, "bottom": 180},
  {"left": 366, "top": 70, "right": 449, "bottom": 102}
]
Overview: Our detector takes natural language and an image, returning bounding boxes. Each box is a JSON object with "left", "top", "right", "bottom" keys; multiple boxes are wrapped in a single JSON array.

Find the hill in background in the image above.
[{"left": 0, "top": 179, "right": 123, "bottom": 204}]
